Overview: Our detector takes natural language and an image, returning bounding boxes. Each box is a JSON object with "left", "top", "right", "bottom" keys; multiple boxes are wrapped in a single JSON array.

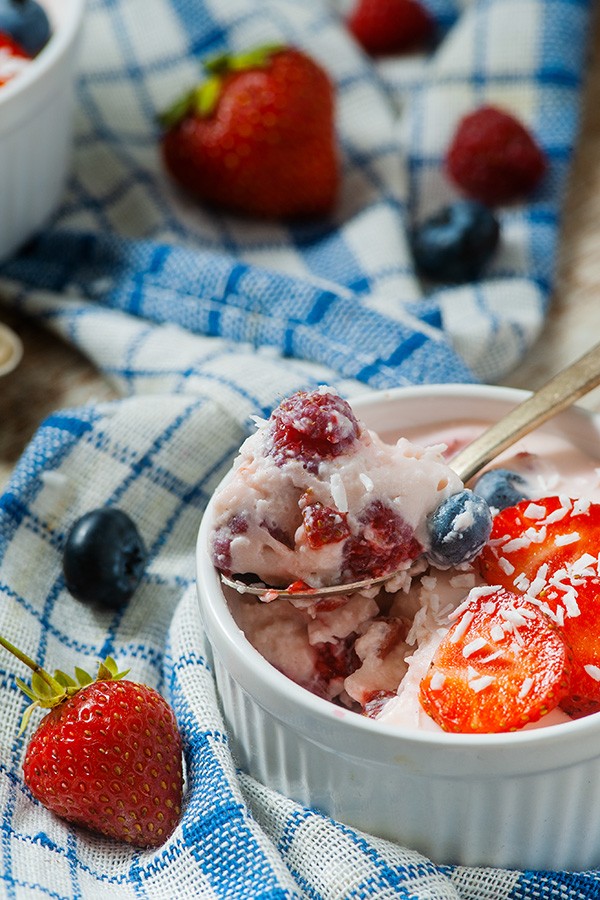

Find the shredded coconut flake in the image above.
[
  {"left": 584, "top": 665, "right": 600, "bottom": 682},
  {"left": 430, "top": 671, "right": 446, "bottom": 691},
  {"left": 524, "top": 503, "right": 547, "bottom": 520},
  {"left": 554, "top": 532, "right": 580, "bottom": 547},
  {"left": 513, "top": 573, "right": 531, "bottom": 592},
  {"left": 469, "top": 674, "right": 496, "bottom": 693},
  {"left": 462, "top": 637, "right": 488, "bottom": 658},
  {"left": 498, "top": 557, "right": 515, "bottom": 575},
  {"left": 542, "top": 506, "right": 570, "bottom": 525},
  {"left": 503, "top": 536, "right": 532, "bottom": 553},
  {"left": 500, "top": 608, "right": 529, "bottom": 627},
  {"left": 359, "top": 473, "right": 374, "bottom": 492},
  {"left": 518, "top": 677, "right": 534, "bottom": 700},
  {"left": 490, "top": 624, "right": 505, "bottom": 643},
  {"left": 449, "top": 573, "right": 476, "bottom": 588},
  {"left": 573, "top": 497, "right": 591, "bottom": 516},
  {"left": 450, "top": 611, "right": 475, "bottom": 642},
  {"left": 330, "top": 473, "right": 348, "bottom": 513}
]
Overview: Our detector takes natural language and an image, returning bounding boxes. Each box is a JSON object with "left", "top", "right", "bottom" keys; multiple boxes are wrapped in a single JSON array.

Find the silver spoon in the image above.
[{"left": 221, "top": 341, "right": 600, "bottom": 599}]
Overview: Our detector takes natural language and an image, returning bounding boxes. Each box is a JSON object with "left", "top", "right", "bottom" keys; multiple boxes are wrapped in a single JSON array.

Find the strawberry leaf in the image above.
[
  {"left": 53, "top": 670, "right": 77, "bottom": 688},
  {"left": 15, "top": 677, "right": 37, "bottom": 702},
  {"left": 193, "top": 76, "right": 222, "bottom": 117},
  {"left": 75, "top": 667, "right": 93, "bottom": 686}
]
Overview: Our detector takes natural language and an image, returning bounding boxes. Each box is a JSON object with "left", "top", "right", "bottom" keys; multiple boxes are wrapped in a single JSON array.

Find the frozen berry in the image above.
[
  {"left": 426, "top": 489, "right": 492, "bottom": 568},
  {"left": 446, "top": 105, "right": 547, "bottom": 206},
  {"left": 473, "top": 468, "right": 529, "bottom": 511},
  {"left": 363, "top": 689, "right": 396, "bottom": 718},
  {"left": 267, "top": 389, "right": 361, "bottom": 473},
  {"left": 0, "top": 0, "right": 51, "bottom": 55},
  {"left": 302, "top": 502, "right": 350, "bottom": 549},
  {"left": 343, "top": 500, "right": 421, "bottom": 580},
  {"left": 63, "top": 509, "right": 147, "bottom": 610},
  {"left": 348, "top": 0, "right": 435, "bottom": 56},
  {"left": 411, "top": 200, "right": 500, "bottom": 283},
  {"left": 211, "top": 514, "right": 248, "bottom": 573}
]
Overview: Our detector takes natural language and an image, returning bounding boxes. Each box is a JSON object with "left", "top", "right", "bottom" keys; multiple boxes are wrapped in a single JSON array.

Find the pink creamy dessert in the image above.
[
  {"left": 210, "top": 391, "right": 600, "bottom": 733},
  {"left": 210, "top": 388, "right": 467, "bottom": 590}
]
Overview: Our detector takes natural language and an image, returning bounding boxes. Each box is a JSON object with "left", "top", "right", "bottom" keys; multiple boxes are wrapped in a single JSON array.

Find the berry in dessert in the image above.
[
  {"left": 348, "top": 0, "right": 435, "bottom": 56},
  {"left": 426, "top": 488, "right": 493, "bottom": 567},
  {"left": 472, "top": 467, "right": 530, "bottom": 511},
  {"left": 63, "top": 508, "right": 147, "bottom": 609},
  {"left": 159, "top": 45, "right": 338, "bottom": 220},
  {"left": 0, "top": 0, "right": 50, "bottom": 56},
  {"left": 420, "top": 585, "right": 572, "bottom": 733},
  {"left": 0, "top": 29, "right": 30, "bottom": 86},
  {"left": 209, "top": 388, "right": 487, "bottom": 591},
  {"left": 446, "top": 105, "right": 548, "bottom": 206},
  {"left": 0, "top": 639, "right": 183, "bottom": 847},
  {"left": 410, "top": 200, "right": 500, "bottom": 283}
]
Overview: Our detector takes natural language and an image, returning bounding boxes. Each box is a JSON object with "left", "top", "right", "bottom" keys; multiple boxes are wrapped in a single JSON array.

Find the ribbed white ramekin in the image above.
[
  {"left": 196, "top": 384, "right": 600, "bottom": 871},
  {"left": 0, "top": 0, "right": 85, "bottom": 262}
]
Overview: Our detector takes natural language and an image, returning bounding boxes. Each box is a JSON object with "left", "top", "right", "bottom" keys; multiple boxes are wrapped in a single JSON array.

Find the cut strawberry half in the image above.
[
  {"left": 419, "top": 587, "right": 572, "bottom": 733},
  {"left": 478, "top": 495, "right": 600, "bottom": 593},
  {"left": 538, "top": 576, "right": 600, "bottom": 718}
]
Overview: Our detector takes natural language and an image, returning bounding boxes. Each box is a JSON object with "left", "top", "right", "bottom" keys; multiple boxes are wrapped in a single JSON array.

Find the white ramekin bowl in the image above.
[
  {"left": 196, "top": 384, "right": 600, "bottom": 871},
  {"left": 0, "top": 0, "right": 85, "bottom": 262}
]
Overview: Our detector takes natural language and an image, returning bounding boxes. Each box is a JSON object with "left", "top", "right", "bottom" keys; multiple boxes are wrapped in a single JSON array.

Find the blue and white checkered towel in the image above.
[{"left": 0, "top": 0, "right": 595, "bottom": 897}]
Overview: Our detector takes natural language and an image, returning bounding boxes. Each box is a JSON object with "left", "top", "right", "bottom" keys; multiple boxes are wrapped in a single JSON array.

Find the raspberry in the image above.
[
  {"left": 313, "top": 635, "right": 360, "bottom": 686},
  {"left": 342, "top": 500, "right": 421, "bottom": 580},
  {"left": 302, "top": 501, "right": 350, "bottom": 549},
  {"left": 348, "top": 0, "right": 435, "bottom": 56},
  {"left": 363, "top": 689, "right": 396, "bottom": 718},
  {"left": 267, "top": 389, "right": 361, "bottom": 472},
  {"left": 210, "top": 514, "right": 248, "bottom": 573},
  {"left": 446, "top": 105, "right": 547, "bottom": 206}
]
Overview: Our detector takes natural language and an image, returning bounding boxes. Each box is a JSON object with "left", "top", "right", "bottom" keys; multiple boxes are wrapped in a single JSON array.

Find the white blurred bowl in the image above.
[
  {"left": 196, "top": 384, "right": 600, "bottom": 871},
  {"left": 0, "top": 0, "right": 85, "bottom": 262}
]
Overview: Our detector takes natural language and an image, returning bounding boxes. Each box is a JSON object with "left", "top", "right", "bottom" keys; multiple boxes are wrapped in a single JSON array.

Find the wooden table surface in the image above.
[{"left": 2, "top": 13, "right": 600, "bottom": 488}]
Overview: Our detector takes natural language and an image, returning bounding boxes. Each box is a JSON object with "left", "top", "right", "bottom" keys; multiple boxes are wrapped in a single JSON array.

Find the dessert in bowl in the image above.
[
  {"left": 196, "top": 384, "right": 600, "bottom": 871},
  {"left": 0, "top": 0, "right": 85, "bottom": 262}
]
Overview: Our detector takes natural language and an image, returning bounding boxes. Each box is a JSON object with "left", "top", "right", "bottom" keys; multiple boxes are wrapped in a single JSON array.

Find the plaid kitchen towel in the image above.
[{"left": 0, "top": 0, "right": 596, "bottom": 898}]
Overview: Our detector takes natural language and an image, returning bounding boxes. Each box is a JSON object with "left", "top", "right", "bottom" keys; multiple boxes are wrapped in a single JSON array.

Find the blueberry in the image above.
[
  {"left": 63, "top": 508, "right": 147, "bottom": 610},
  {"left": 426, "top": 489, "right": 492, "bottom": 568},
  {"left": 0, "top": 0, "right": 51, "bottom": 55},
  {"left": 410, "top": 200, "right": 500, "bottom": 283},
  {"left": 473, "top": 468, "right": 529, "bottom": 512}
]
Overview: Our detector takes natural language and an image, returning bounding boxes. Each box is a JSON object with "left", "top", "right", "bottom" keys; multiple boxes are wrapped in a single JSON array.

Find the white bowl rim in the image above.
[
  {"left": 196, "top": 383, "right": 600, "bottom": 757},
  {"left": 0, "top": 0, "right": 86, "bottom": 109}
]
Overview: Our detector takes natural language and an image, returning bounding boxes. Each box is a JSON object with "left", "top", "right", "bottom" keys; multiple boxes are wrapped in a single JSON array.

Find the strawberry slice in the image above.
[
  {"left": 538, "top": 576, "right": 600, "bottom": 718},
  {"left": 478, "top": 495, "right": 600, "bottom": 594},
  {"left": 419, "top": 587, "right": 572, "bottom": 733},
  {"left": 0, "top": 31, "right": 31, "bottom": 87}
]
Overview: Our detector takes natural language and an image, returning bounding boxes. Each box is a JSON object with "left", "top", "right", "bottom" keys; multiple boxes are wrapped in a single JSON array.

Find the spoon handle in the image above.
[{"left": 450, "top": 342, "right": 600, "bottom": 484}]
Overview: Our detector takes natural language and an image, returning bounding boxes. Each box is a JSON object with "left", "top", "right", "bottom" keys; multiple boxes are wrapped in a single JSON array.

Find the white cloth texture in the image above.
[{"left": 0, "top": 0, "right": 596, "bottom": 898}]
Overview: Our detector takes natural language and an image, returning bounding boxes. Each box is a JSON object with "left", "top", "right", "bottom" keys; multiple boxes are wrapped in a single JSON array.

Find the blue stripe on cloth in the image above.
[{"left": 0, "top": 231, "right": 476, "bottom": 388}]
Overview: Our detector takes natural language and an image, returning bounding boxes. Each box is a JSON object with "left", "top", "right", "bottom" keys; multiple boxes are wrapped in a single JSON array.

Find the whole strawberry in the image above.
[
  {"left": 446, "top": 105, "right": 547, "bottom": 206},
  {"left": 1, "top": 637, "right": 183, "bottom": 849},
  {"left": 159, "top": 45, "right": 338, "bottom": 220},
  {"left": 348, "top": 0, "right": 435, "bottom": 56}
]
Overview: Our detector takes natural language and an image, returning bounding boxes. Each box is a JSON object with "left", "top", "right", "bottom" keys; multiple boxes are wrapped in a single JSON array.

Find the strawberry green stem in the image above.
[{"left": 0, "top": 634, "right": 61, "bottom": 692}]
